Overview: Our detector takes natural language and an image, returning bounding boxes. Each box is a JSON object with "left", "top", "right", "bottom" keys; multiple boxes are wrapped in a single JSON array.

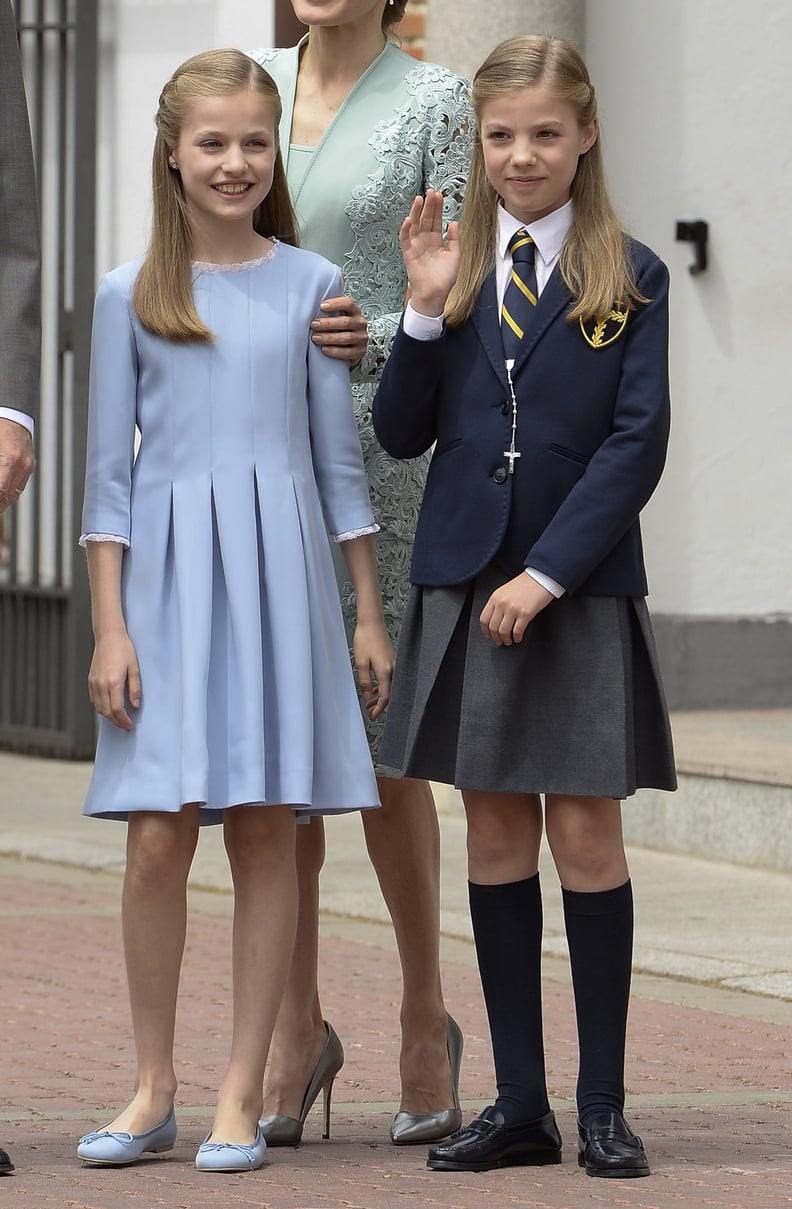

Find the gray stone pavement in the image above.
[
  {"left": 1, "top": 749, "right": 791, "bottom": 1001},
  {"left": 0, "top": 750, "right": 791, "bottom": 1206}
]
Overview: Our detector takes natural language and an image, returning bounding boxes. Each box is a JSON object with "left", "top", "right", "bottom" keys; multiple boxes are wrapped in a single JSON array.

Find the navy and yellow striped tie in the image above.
[{"left": 501, "top": 228, "right": 537, "bottom": 361}]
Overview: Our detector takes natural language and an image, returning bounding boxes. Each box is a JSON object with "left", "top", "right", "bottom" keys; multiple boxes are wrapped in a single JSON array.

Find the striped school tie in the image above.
[{"left": 501, "top": 228, "right": 538, "bottom": 362}]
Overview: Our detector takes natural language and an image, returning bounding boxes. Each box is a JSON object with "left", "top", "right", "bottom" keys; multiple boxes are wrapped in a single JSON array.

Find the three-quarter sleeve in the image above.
[
  {"left": 308, "top": 268, "right": 377, "bottom": 537},
  {"left": 80, "top": 273, "right": 138, "bottom": 545}
]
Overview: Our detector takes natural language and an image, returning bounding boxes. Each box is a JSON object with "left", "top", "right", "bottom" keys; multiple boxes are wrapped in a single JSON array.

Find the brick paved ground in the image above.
[{"left": 2, "top": 856, "right": 791, "bottom": 1209}]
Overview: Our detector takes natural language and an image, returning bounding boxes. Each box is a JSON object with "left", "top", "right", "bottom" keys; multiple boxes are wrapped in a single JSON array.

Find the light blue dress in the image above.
[{"left": 81, "top": 243, "right": 380, "bottom": 823}]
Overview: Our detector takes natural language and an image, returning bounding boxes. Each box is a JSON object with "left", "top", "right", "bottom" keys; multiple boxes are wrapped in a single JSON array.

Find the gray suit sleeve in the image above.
[{"left": 0, "top": 0, "right": 42, "bottom": 421}]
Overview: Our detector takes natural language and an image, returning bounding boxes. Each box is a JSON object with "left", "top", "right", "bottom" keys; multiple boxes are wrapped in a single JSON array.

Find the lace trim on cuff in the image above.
[
  {"left": 331, "top": 523, "right": 380, "bottom": 543},
  {"left": 79, "top": 533, "right": 130, "bottom": 548}
]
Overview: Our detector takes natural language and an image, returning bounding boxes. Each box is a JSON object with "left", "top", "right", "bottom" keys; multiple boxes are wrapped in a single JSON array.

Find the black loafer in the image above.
[
  {"left": 577, "top": 1111, "right": 650, "bottom": 1178},
  {"left": 0, "top": 1147, "right": 14, "bottom": 1175},
  {"left": 427, "top": 1105, "right": 562, "bottom": 1172}
]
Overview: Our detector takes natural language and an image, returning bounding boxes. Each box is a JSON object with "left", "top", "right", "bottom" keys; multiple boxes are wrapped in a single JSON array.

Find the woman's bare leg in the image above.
[
  {"left": 261, "top": 815, "right": 327, "bottom": 1119},
  {"left": 264, "top": 778, "right": 455, "bottom": 1117},
  {"left": 362, "top": 776, "right": 450, "bottom": 1113}
]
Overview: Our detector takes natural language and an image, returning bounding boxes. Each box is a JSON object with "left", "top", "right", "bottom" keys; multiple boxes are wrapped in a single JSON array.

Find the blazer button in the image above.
[
  {"left": 493, "top": 467, "right": 508, "bottom": 484},
  {"left": 500, "top": 401, "right": 509, "bottom": 415}
]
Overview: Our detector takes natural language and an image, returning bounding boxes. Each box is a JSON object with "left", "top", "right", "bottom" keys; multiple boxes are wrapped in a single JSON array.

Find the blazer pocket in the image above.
[
  {"left": 432, "top": 437, "right": 463, "bottom": 459},
  {"left": 548, "top": 443, "right": 591, "bottom": 467}
]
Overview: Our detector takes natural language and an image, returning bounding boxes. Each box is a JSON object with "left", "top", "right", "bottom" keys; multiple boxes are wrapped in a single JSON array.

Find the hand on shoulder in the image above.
[{"left": 311, "top": 295, "right": 368, "bottom": 364}]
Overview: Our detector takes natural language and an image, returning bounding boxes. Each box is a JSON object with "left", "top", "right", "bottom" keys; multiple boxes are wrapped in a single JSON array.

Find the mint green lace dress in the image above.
[{"left": 251, "top": 39, "right": 472, "bottom": 768}]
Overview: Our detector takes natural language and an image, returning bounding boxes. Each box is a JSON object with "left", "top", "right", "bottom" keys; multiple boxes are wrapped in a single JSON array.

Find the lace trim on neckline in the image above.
[{"left": 193, "top": 241, "right": 278, "bottom": 273}]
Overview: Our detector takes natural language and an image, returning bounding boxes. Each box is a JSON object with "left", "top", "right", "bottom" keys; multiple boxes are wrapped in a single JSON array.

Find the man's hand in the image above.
[{"left": 0, "top": 418, "right": 34, "bottom": 513}]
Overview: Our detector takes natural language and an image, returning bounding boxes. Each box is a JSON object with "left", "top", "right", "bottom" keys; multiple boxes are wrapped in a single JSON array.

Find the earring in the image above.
[{"left": 168, "top": 158, "right": 178, "bottom": 169}]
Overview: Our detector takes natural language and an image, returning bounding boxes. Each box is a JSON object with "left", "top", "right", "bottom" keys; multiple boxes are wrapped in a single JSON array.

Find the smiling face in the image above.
[
  {"left": 171, "top": 89, "right": 277, "bottom": 237},
  {"left": 480, "top": 83, "right": 597, "bottom": 224},
  {"left": 291, "top": 0, "right": 387, "bottom": 29}
]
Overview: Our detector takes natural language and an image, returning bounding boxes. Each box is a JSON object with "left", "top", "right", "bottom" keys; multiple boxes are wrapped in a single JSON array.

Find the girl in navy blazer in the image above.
[{"left": 373, "top": 35, "right": 676, "bottom": 1179}]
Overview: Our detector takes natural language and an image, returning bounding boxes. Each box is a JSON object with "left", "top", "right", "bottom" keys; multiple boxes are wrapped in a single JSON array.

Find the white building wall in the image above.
[
  {"left": 96, "top": 0, "right": 274, "bottom": 273},
  {"left": 90, "top": 0, "right": 791, "bottom": 703},
  {"left": 585, "top": 0, "right": 792, "bottom": 619},
  {"left": 427, "top": 0, "right": 583, "bottom": 80}
]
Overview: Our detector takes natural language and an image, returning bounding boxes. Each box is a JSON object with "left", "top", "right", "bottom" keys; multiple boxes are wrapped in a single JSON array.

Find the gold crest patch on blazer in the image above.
[{"left": 580, "top": 308, "right": 629, "bottom": 349}]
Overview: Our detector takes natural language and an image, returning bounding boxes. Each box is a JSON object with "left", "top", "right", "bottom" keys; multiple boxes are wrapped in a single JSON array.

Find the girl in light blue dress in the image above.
[{"left": 76, "top": 49, "right": 392, "bottom": 1175}]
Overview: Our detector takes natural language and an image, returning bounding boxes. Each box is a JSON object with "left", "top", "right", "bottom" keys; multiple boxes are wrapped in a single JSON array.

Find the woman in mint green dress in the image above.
[{"left": 251, "top": 0, "right": 472, "bottom": 1147}]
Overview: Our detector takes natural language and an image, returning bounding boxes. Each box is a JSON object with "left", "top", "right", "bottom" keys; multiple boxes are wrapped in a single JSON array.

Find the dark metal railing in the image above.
[{"left": 0, "top": 0, "right": 98, "bottom": 756}]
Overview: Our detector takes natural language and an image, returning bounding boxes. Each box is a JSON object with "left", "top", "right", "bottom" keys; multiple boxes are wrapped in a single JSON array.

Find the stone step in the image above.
[
  {"left": 626, "top": 710, "right": 792, "bottom": 873},
  {"left": 668, "top": 710, "right": 792, "bottom": 786}
]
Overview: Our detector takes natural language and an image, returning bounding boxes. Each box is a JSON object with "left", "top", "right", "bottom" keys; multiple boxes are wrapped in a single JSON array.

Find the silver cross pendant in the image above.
[{"left": 503, "top": 446, "right": 521, "bottom": 474}]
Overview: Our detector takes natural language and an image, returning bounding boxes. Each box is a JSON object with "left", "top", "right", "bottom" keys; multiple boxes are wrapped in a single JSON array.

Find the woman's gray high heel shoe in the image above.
[
  {"left": 390, "top": 1013, "right": 464, "bottom": 1145},
  {"left": 259, "top": 1021, "right": 344, "bottom": 1146}
]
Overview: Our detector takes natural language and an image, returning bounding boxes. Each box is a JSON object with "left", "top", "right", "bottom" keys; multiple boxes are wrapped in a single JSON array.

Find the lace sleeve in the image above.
[
  {"left": 352, "top": 68, "right": 473, "bottom": 385},
  {"left": 353, "top": 313, "right": 401, "bottom": 385},
  {"left": 421, "top": 72, "right": 473, "bottom": 228}
]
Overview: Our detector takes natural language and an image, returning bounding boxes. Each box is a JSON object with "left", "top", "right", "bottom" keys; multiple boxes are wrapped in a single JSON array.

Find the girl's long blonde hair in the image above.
[
  {"left": 133, "top": 49, "right": 298, "bottom": 344},
  {"left": 446, "top": 35, "right": 646, "bottom": 327}
]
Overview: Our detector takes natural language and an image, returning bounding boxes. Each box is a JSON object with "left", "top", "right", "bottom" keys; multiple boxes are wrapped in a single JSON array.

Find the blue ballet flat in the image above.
[
  {"left": 195, "top": 1125, "right": 267, "bottom": 1172},
  {"left": 77, "top": 1106, "right": 177, "bottom": 1165}
]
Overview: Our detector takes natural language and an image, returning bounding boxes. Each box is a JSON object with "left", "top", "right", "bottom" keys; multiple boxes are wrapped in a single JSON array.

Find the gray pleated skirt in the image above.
[{"left": 381, "top": 563, "right": 677, "bottom": 800}]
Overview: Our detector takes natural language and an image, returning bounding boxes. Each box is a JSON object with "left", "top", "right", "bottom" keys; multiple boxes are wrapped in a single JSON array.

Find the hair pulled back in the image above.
[
  {"left": 133, "top": 48, "right": 297, "bottom": 343},
  {"left": 446, "top": 35, "right": 645, "bottom": 327},
  {"left": 383, "top": 0, "right": 409, "bottom": 32}
]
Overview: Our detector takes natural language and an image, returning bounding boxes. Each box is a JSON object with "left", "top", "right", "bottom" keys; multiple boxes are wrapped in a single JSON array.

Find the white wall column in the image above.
[{"left": 427, "top": 0, "right": 583, "bottom": 80}]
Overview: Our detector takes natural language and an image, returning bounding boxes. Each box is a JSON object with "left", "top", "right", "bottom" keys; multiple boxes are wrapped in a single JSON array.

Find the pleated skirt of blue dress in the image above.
[{"left": 83, "top": 469, "right": 379, "bottom": 824}]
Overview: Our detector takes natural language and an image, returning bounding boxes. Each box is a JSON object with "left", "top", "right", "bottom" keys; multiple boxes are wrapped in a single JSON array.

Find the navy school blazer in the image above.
[{"left": 372, "top": 239, "right": 670, "bottom": 597}]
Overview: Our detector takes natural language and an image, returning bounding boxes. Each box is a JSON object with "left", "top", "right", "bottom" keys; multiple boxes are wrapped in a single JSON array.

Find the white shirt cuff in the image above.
[
  {"left": 0, "top": 408, "right": 35, "bottom": 437},
  {"left": 525, "top": 567, "right": 566, "bottom": 598},
  {"left": 403, "top": 302, "right": 445, "bottom": 341}
]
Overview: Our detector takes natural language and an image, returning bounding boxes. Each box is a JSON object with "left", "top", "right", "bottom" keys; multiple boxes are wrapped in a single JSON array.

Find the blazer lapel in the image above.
[
  {"left": 471, "top": 266, "right": 574, "bottom": 385},
  {"left": 510, "top": 266, "right": 573, "bottom": 378},
  {"left": 471, "top": 274, "right": 509, "bottom": 389}
]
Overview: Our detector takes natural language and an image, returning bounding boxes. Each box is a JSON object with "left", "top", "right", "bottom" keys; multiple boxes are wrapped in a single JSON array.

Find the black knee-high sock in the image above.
[
  {"left": 562, "top": 879, "right": 634, "bottom": 1126},
  {"left": 468, "top": 875, "right": 550, "bottom": 1125}
]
